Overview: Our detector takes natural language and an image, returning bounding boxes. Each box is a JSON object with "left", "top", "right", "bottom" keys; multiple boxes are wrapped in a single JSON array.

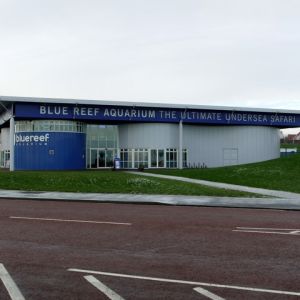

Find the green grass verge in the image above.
[
  {"left": 0, "top": 170, "right": 259, "bottom": 197},
  {"left": 148, "top": 154, "right": 300, "bottom": 193},
  {"left": 281, "top": 143, "right": 300, "bottom": 150}
]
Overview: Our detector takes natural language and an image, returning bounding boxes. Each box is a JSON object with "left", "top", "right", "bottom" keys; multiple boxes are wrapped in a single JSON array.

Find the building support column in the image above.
[
  {"left": 116, "top": 125, "right": 121, "bottom": 159},
  {"left": 178, "top": 120, "right": 183, "bottom": 169},
  {"left": 9, "top": 116, "right": 15, "bottom": 171}
]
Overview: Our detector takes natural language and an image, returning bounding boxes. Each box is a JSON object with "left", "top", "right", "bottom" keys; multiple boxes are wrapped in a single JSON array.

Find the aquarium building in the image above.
[{"left": 1, "top": 96, "right": 300, "bottom": 171}]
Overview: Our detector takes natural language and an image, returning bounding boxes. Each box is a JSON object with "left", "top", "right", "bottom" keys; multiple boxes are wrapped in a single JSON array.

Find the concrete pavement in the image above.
[{"left": 0, "top": 188, "right": 300, "bottom": 210}]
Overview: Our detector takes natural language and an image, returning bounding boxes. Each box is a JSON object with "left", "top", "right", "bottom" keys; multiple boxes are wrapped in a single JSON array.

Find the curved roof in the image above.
[{"left": 1, "top": 95, "right": 300, "bottom": 114}]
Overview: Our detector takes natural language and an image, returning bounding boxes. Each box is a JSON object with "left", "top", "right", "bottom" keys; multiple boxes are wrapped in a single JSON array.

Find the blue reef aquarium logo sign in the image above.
[{"left": 15, "top": 133, "right": 50, "bottom": 146}]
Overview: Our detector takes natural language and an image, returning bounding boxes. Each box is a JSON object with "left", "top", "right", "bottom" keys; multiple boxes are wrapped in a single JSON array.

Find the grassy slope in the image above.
[
  {"left": 281, "top": 143, "right": 300, "bottom": 150},
  {"left": 0, "top": 170, "right": 258, "bottom": 197},
  {"left": 148, "top": 154, "right": 300, "bottom": 193}
]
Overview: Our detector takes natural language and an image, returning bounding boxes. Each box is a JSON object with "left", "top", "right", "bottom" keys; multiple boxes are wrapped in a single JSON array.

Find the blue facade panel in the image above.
[{"left": 14, "top": 132, "right": 86, "bottom": 170}]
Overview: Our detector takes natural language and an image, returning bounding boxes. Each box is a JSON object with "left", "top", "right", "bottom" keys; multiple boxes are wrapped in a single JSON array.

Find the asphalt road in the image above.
[{"left": 0, "top": 198, "right": 299, "bottom": 299}]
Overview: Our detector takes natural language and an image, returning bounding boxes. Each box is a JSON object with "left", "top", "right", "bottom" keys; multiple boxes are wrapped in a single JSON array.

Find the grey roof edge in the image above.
[{"left": 1, "top": 95, "right": 300, "bottom": 114}]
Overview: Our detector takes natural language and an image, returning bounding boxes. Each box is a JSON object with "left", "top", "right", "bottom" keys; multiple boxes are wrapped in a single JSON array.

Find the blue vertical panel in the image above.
[{"left": 14, "top": 132, "right": 86, "bottom": 170}]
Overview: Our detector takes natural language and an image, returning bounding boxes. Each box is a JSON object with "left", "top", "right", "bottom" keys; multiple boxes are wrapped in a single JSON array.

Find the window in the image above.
[
  {"left": 151, "top": 149, "right": 157, "bottom": 167},
  {"left": 86, "top": 125, "right": 119, "bottom": 168},
  {"left": 0, "top": 150, "right": 10, "bottom": 168},
  {"left": 120, "top": 149, "right": 133, "bottom": 169},
  {"left": 0, "top": 151, "right": 4, "bottom": 167},
  {"left": 150, "top": 149, "right": 165, "bottom": 168},
  {"left": 158, "top": 149, "right": 164, "bottom": 167},
  {"left": 166, "top": 148, "right": 177, "bottom": 168},
  {"left": 15, "top": 120, "right": 86, "bottom": 133},
  {"left": 183, "top": 149, "right": 188, "bottom": 168},
  {"left": 86, "top": 125, "right": 118, "bottom": 149},
  {"left": 134, "top": 149, "right": 148, "bottom": 168}
]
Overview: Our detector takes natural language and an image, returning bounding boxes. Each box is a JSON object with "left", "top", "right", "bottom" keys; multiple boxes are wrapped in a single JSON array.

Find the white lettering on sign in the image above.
[
  {"left": 159, "top": 110, "right": 177, "bottom": 119},
  {"left": 40, "top": 105, "right": 69, "bottom": 115},
  {"left": 271, "top": 115, "right": 296, "bottom": 124},
  {"left": 180, "top": 111, "right": 223, "bottom": 121},
  {"left": 225, "top": 113, "right": 268, "bottom": 123},
  {"left": 37, "top": 104, "right": 298, "bottom": 125},
  {"left": 40, "top": 105, "right": 101, "bottom": 117},
  {"left": 15, "top": 133, "right": 50, "bottom": 145},
  {"left": 103, "top": 108, "right": 156, "bottom": 119},
  {"left": 73, "top": 107, "right": 100, "bottom": 116}
]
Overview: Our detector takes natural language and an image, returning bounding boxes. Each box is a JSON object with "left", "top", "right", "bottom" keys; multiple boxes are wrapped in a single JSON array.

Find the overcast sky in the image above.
[{"left": 1, "top": 0, "right": 300, "bottom": 131}]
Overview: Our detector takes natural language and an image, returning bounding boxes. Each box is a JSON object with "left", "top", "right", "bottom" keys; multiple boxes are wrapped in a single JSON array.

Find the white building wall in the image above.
[
  {"left": 119, "top": 123, "right": 280, "bottom": 168},
  {"left": 183, "top": 125, "right": 280, "bottom": 167},
  {"left": 0, "top": 128, "right": 10, "bottom": 151}
]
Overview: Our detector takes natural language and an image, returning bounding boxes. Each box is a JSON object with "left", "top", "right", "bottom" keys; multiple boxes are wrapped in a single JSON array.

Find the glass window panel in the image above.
[
  {"left": 98, "top": 140, "right": 106, "bottom": 148},
  {"left": 16, "top": 120, "right": 80, "bottom": 132},
  {"left": 128, "top": 151, "right": 132, "bottom": 162},
  {"left": 107, "top": 140, "right": 115, "bottom": 148},
  {"left": 158, "top": 150, "right": 164, "bottom": 167},
  {"left": 151, "top": 150, "right": 157, "bottom": 167},
  {"left": 91, "top": 140, "right": 98, "bottom": 148},
  {"left": 90, "top": 149, "right": 98, "bottom": 168},
  {"left": 166, "top": 149, "right": 177, "bottom": 168},
  {"left": 134, "top": 151, "right": 138, "bottom": 161}
]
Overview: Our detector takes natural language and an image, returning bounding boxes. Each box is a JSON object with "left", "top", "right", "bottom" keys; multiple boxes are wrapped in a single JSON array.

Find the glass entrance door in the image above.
[
  {"left": 98, "top": 149, "right": 106, "bottom": 167},
  {"left": 90, "top": 148, "right": 116, "bottom": 168},
  {"left": 150, "top": 149, "right": 165, "bottom": 168},
  {"left": 90, "top": 149, "right": 98, "bottom": 168},
  {"left": 106, "top": 149, "right": 114, "bottom": 167}
]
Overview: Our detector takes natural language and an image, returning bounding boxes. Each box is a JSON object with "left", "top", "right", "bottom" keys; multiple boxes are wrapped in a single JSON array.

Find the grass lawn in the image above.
[
  {"left": 0, "top": 170, "right": 259, "bottom": 197},
  {"left": 281, "top": 143, "right": 300, "bottom": 150},
  {"left": 148, "top": 154, "right": 300, "bottom": 193}
]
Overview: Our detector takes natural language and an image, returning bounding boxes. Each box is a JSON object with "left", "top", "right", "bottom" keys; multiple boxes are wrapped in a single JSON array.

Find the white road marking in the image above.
[
  {"left": 194, "top": 287, "right": 225, "bottom": 300},
  {"left": 68, "top": 268, "right": 300, "bottom": 297},
  {"left": 84, "top": 275, "right": 125, "bottom": 300},
  {"left": 233, "top": 227, "right": 300, "bottom": 235},
  {"left": 10, "top": 216, "right": 131, "bottom": 226},
  {"left": 0, "top": 263, "right": 25, "bottom": 300},
  {"left": 236, "top": 227, "right": 300, "bottom": 231},
  {"left": 233, "top": 230, "right": 300, "bottom": 235}
]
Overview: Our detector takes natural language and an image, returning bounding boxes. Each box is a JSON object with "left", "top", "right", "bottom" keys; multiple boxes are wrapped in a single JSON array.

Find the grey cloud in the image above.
[{"left": 0, "top": 0, "right": 300, "bottom": 115}]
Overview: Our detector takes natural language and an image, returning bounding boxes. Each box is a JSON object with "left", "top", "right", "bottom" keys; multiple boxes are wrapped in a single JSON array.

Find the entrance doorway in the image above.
[{"left": 90, "top": 148, "right": 116, "bottom": 168}]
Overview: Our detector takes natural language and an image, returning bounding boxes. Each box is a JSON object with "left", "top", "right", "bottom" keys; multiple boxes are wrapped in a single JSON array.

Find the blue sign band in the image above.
[{"left": 14, "top": 103, "right": 300, "bottom": 127}]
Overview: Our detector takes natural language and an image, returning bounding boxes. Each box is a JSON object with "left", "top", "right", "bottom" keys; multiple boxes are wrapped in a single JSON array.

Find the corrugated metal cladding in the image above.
[
  {"left": 119, "top": 123, "right": 280, "bottom": 167},
  {"left": 183, "top": 125, "right": 280, "bottom": 167},
  {"left": 14, "top": 132, "right": 86, "bottom": 170}
]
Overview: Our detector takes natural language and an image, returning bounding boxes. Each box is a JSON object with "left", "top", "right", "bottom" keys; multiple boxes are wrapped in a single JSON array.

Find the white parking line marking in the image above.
[
  {"left": 84, "top": 275, "right": 125, "bottom": 300},
  {"left": 0, "top": 263, "right": 25, "bottom": 300},
  {"left": 233, "top": 227, "right": 300, "bottom": 235},
  {"left": 68, "top": 268, "right": 300, "bottom": 296},
  {"left": 10, "top": 216, "right": 131, "bottom": 226},
  {"left": 194, "top": 287, "right": 225, "bottom": 300}
]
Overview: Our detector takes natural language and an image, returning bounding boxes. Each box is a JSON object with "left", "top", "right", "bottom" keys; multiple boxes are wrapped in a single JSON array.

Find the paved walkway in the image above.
[
  {"left": 0, "top": 187, "right": 300, "bottom": 211},
  {"left": 129, "top": 171, "right": 300, "bottom": 200}
]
